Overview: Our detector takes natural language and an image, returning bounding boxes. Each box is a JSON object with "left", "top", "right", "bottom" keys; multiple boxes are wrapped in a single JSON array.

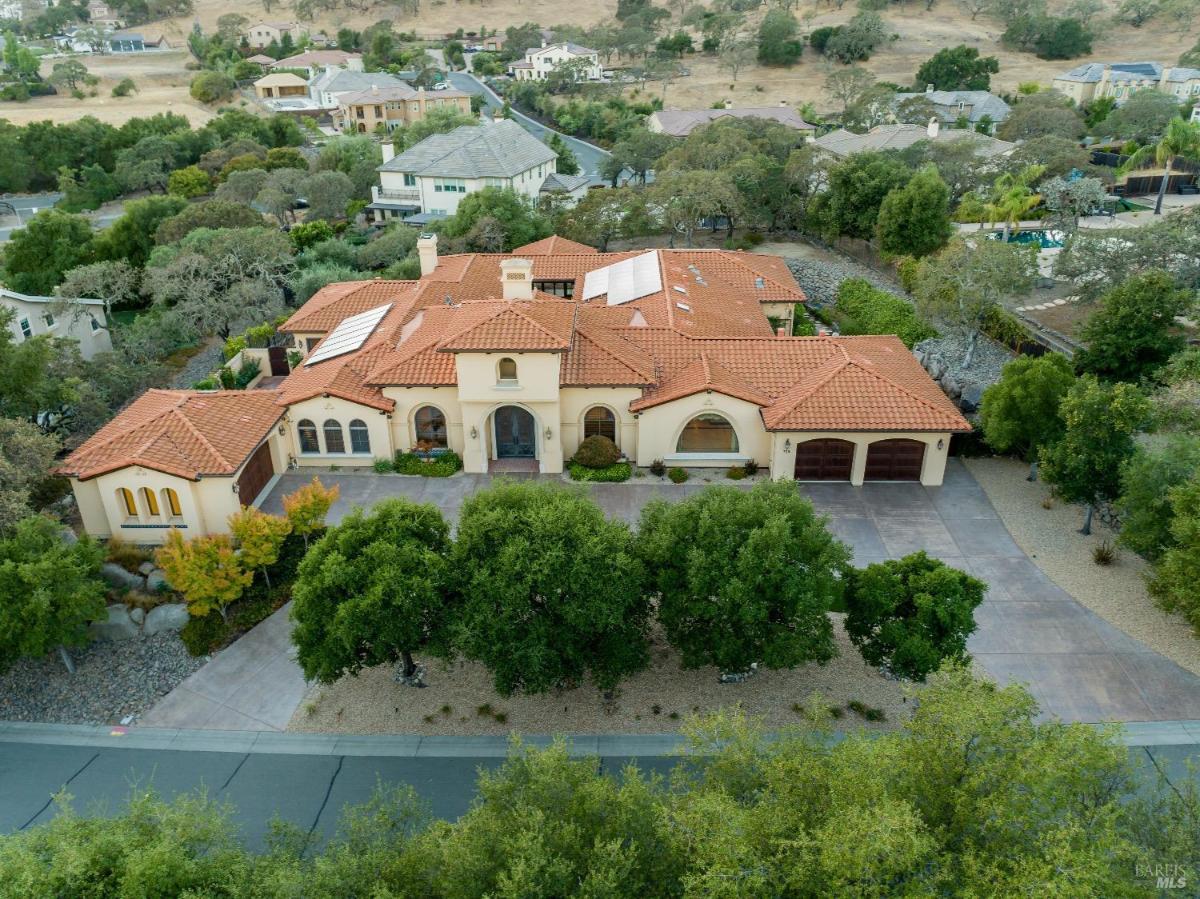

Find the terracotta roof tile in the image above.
[
  {"left": 512, "top": 235, "right": 598, "bottom": 255},
  {"left": 438, "top": 299, "right": 575, "bottom": 352},
  {"left": 59, "top": 390, "right": 284, "bottom": 481}
]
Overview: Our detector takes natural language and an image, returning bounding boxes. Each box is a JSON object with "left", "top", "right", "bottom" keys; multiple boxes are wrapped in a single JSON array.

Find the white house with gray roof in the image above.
[
  {"left": 369, "top": 119, "right": 558, "bottom": 222},
  {"left": 2, "top": 287, "right": 111, "bottom": 361},
  {"left": 1052, "top": 62, "right": 1200, "bottom": 106},
  {"left": 508, "top": 42, "right": 602, "bottom": 82},
  {"left": 892, "top": 89, "right": 1010, "bottom": 133}
]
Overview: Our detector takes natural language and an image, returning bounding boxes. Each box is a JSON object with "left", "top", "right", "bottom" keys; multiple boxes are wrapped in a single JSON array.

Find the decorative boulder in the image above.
[
  {"left": 129, "top": 607, "right": 146, "bottom": 625},
  {"left": 926, "top": 355, "right": 947, "bottom": 382},
  {"left": 138, "top": 561, "right": 156, "bottom": 576},
  {"left": 144, "top": 603, "right": 191, "bottom": 636},
  {"left": 90, "top": 604, "right": 140, "bottom": 641},
  {"left": 959, "top": 385, "right": 984, "bottom": 414},
  {"left": 146, "top": 569, "right": 169, "bottom": 592},
  {"left": 100, "top": 562, "right": 145, "bottom": 592}
]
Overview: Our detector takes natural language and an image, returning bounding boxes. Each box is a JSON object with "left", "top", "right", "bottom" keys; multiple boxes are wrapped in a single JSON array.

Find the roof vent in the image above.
[
  {"left": 676, "top": 302, "right": 691, "bottom": 312},
  {"left": 754, "top": 277, "right": 765, "bottom": 288},
  {"left": 672, "top": 285, "right": 687, "bottom": 294}
]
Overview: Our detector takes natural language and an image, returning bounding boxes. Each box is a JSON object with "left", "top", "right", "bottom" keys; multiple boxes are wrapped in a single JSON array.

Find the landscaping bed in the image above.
[{"left": 288, "top": 616, "right": 909, "bottom": 736}]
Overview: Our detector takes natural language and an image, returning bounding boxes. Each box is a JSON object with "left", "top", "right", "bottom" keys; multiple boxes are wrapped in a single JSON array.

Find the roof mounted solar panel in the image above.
[
  {"left": 581, "top": 252, "right": 661, "bottom": 305},
  {"left": 304, "top": 303, "right": 392, "bottom": 366}
]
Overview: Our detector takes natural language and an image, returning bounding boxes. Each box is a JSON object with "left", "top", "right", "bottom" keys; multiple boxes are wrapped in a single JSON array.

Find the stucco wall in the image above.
[
  {"left": 4, "top": 297, "right": 111, "bottom": 360},
  {"left": 768, "top": 431, "right": 952, "bottom": 486},
  {"left": 634, "top": 393, "right": 770, "bottom": 468},
  {"left": 381, "top": 386, "right": 465, "bottom": 455},
  {"left": 559, "top": 387, "right": 640, "bottom": 459},
  {"left": 284, "top": 396, "right": 391, "bottom": 467},
  {"left": 82, "top": 466, "right": 242, "bottom": 543}
]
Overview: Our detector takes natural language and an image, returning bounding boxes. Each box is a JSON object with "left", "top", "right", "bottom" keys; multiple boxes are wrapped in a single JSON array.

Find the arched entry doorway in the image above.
[{"left": 494, "top": 406, "right": 536, "bottom": 458}]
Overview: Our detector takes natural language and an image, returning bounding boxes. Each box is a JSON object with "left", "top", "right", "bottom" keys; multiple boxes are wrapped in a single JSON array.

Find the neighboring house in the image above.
[
  {"left": 648, "top": 103, "right": 816, "bottom": 137},
  {"left": 812, "top": 120, "right": 1015, "bottom": 159},
  {"left": 86, "top": 0, "right": 121, "bottom": 28},
  {"left": 271, "top": 50, "right": 362, "bottom": 78},
  {"left": 892, "top": 88, "right": 1010, "bottom": 133},
  {"left": 107, "top": 31, "right": 145, "bottom": 52},
  {"left": 1052, "top": 61, "right": 1200, "bottom": 105},
  {"left": 508, "top": 42, "right": 601, "bottom": 82},
  {"left": 245, "top": 53, "right": 276, "bottom": 67},
  {"left": 309, "top": 68, "right": 405, "bottom": 110},
  {"left": 245, "top": 21, "right": 305, "bottom": 50},
  {"left": 331, "top": 83, "right": 472, "bottom": 133},
  {"left": 539, "top": 172, "right": 591, "bottom": 206},
  {"left": 2, "top": 287, "right": 111, "bottom": 361},
  {"left": 60, "top": 235, "right": 968, "bottom": 541},
  {"left": 369, "top": 119, "right": 557, "bottom": 222},
  {"left": 254, "top": 72, "right": 309, "bottom": 100},
  {"left": 482, "top": 35, "right": 505, "bottom": 52}
]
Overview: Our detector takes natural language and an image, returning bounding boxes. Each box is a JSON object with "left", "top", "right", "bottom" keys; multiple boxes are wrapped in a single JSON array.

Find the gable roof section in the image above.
[
  {"left": 630, "top": 353, "right": 771, "bottom": 411},
  {"left": 378, "top": 120, "right": 557, "bottom": 179},
  {"left": 438, "top": 299, "right": 575, "bottom": 352},
  {"left": 59, "top": 390, "right": 283, "bottom": 481},
  {"left": 513, "top": 235, "right": 597, "bottom": 255},
  {"left": 280, "top": 280, "right": 419, "bottom": 333},
  {"left": 812, "top": 125, "right": 1014, "bottom": 158},
  {"left": 561, "top": 325, "right": 657, "bottom": 385},
  {"left": 650, "top": 107, "right": 815, "bottom": 136}
]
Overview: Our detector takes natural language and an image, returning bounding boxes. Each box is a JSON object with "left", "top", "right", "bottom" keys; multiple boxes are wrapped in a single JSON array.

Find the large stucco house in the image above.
[
  {"left": 331, "top": 84, "right": 472, "bottom": 134},
  {"left": 368, "top": 120, "right": 557, "bottom": 223},
  {"left": 1052, "top": 61, "right": 1200, "bottom": 106},
  {"left": 60, "top": 236, "right": 968, "bottom": 542},
  {"left": 508, "top": 42, "right": 602, "bottom": 82},
  {"left": 3, "top": 286, "right": 111, "bottom": 360}
]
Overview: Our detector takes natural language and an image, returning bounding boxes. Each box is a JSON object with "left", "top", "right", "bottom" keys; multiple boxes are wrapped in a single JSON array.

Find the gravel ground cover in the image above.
[
  {"left": 0, "top": 633, "right": 204, "bottom": 725},
  {"left": 965, "top": 457, "right": 1200, "bottom": 678},
  {"left": 288, "top": 616, "right": 909, "bottom": 735}
]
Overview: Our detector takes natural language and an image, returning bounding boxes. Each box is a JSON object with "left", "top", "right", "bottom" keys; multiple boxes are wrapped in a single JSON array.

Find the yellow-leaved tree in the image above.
[
  {"left": 228, "top": 506, "right": 292, "bottom": 587},
  {"left": 282, "top": 477, "right": 340, "bottom": 548},
  {"left": 155, "top": 529, "right": 253, "bottom": 621}
]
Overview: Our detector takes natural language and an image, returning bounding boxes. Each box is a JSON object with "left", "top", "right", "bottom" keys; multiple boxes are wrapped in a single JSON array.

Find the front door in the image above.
[{"left": 494, "top": 406, "right": 535, "bottom": 458}]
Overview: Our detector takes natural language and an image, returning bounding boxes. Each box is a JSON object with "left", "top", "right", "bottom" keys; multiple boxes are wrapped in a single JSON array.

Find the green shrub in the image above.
[
  {"left": 743, "top": 459, "right": 759, "bottom": 476},
  {"left": 573, "top": 434, "right": 621, "bottom": 468},
  {"left": 981, "top": 306, "right": 1036, "bottom": 353},
  {"left": 192, "top": 377, "right": 218, "bottom": 390},
  {"left": 111, "top": 77, "right": 136, "bottom": 97},
  {"left": 896, "top": 255, "right": 920, "bottom": 293},
  {"left": 792, "top": 310, "right": 816, "bottom": 336},
  {"left": 233, "top": 358, "right": 261, "bottom": 389},
  {"left": 835, "top": 278, "right": 937, "bottom": 348},
  {"left": 649, "top": 459, "right": 666, "bottom": 477},
  {"left": 726, "top": 466, "right": 746, "bottom": 480},
  {"left": 393, "top": 451, "right": 463, "bottom": 477},
  {"left": 217, "top": 366, "right": 236, "bottom": 389},
  {"left": 668, "top": 467, "right": 688, "bottom": 484},
  {"left": 180, "top": 611, "right": 228, "bottom": 656},
  {"left": 222, "top": 336, "right": 247, "bottom": 361},
  {"left": 568, "top": 461, "right": 631, "bottom": 482},
  {"left": 373, "top": 458, "right": 395, "bottom": 473}
]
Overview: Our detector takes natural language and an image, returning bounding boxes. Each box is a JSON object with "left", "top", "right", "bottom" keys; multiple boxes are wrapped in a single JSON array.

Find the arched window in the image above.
[
  {"left": 323, "top": 420, "right": 346, "bottom": 454},
  {"left": 497, "top": 357, "right": 518, "bottom": 382},
  {"left": 139, "top": 487, "right": 160, "bottom": 518},
  {"left": 677, "top": 413, "right": 739, "bottom": 453},
  {"left": 162, "top": 488, "right": 183, "bottom": 518},
  {"left": 414, "top": 406, "right": 448, "bottom": 448},
  {"left": 583, "top": 406, "right": 617, "bottom": 443},
  {"left": 297, "top": 419, "right": 319, "bottom": 454},
  {"left": 349, "top": 419, "right": 371, "bottom": 454},
  {"left": 117, "top": 487, "right": 137, "bottom": 518}
]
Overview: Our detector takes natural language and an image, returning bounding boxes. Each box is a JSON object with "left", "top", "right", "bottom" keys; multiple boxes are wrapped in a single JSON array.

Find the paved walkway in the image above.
[{"left": 149, "top": 461, "right": 1200, "bottom": 729}]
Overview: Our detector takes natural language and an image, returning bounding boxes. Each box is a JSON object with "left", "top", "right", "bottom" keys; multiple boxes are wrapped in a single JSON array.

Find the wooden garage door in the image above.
[
  {"left": 794, "top": 438, "right": 854, "bottom": 481},
  {"left": 864, "top": 439, "right": 925, "bottom": 481},
  {"left": 236, "top": 442, "right": 275, "bottom": 504}
]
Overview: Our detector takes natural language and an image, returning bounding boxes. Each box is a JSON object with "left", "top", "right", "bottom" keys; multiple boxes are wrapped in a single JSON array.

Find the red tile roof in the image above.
[
  {"left": 438, "top": 299, "right": 575, "bottom": 352},
  {"left": 513, "top": 235, "right": 598, "bottom": 255},
  {"left": 59, "top": 390, "right": 284, "bottom": 481}
]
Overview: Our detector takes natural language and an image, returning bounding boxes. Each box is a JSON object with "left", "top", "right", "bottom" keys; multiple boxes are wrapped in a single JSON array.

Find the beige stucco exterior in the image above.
[
  {"left": 3, "top": 291, "right": 111, "bottom": 361},
  {"left": 635, "top": 393, "right": 770, "bottom": 469},
  {"left": 334, "top": 90, "right": 472, "bottom": 134},
  {"left": 284, "top": 395, "right": 390, "bottom": 468}
]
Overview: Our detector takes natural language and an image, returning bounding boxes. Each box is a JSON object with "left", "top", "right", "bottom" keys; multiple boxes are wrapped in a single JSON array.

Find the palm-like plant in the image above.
[
  {"left": 985, "top": 164, "right": 1045, "bottom": 241},
  {"left": 1121, "top": 117, "right": 1200, "bottom": 215}
]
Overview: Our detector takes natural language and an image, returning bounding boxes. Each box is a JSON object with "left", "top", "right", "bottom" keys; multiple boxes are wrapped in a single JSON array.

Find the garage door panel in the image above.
[
  {"left": 864, "top": 439, "right": 925, "bottom": 481},
  {"left": 237, "top": 442, "right": 275, "bottom": 504},
  {"left": 794, "top": 439, "right": 854, "bottom": 481}
]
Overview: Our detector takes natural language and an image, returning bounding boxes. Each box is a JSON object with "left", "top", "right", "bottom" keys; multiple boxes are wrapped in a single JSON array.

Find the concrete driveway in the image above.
[{"left": 171, "top": 461, "right": 1200, "bottom": 727}]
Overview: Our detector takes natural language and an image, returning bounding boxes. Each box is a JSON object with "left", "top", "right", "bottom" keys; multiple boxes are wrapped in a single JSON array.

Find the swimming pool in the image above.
[{"left": 987, "top": 229, "right": 1065, "bottom": 249}]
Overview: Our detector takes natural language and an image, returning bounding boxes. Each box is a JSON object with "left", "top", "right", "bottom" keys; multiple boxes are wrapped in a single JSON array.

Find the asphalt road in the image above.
[
  {"left": 0, "top": 193, "right": 121, "bottom": 242},
  {"left": 1, "top": 727, "right": 1197, "bottom": 851},
  {"left": 445, "top": 71, "right": 614, "bottom": 185}
]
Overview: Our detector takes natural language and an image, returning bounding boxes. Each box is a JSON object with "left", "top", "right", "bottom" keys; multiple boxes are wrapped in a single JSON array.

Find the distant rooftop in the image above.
[
  {"left": 650, "top": 106, "right": 815, "bottom": 137},
  {"left": 1055, "top": 61, "right": 1200, "bottom": 83},
  {"left": 380, "top": 120, "right": 557, "bottom": 180},
  {"left": 812, "top": 124, "right": 1014, "bottom": 159}
]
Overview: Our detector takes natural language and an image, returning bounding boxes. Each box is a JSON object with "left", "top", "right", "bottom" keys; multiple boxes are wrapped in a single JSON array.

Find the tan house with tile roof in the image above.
[
  {"left": 331, "top": 84, "right": 472, "bottom": 134},
  {"left": 61, "top": 237, "right": 967, "bottom": 541}
]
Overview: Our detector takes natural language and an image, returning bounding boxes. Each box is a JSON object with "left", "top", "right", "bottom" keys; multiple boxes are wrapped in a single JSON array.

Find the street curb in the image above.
[{"left": 1, "top": 720, "right": 1198, "bottom": 756}]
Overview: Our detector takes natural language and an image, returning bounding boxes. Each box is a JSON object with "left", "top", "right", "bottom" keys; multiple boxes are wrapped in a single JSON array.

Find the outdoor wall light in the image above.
[
  {"left": 232, "top": 482, "right": 240, "bottom": 494},
  {"left": 470, "top": 426, "right": 478, "bottom": 439},
  {"left": 937, "top": 439, "right": 945, "bottom": 450},
  {"left": 278, "top": 424, "right": 286, "bottom": 435},
  {"left": 783, "top": 439, "right": 792, "bottom": 453},
  {"left": 545, "top": 427, "right": 553, "bottom": 440}
]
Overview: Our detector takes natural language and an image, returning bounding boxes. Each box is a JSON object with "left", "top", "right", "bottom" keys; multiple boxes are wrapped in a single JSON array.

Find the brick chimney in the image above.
[
  {"left": 776, "top": 326, "right": 787, "bottom": 338},
  {"left": 500, "top": 258, "right": 534, "bottom": 300},
  {"left": 417, "top": 233, "right": 438, "bottom": 277}
]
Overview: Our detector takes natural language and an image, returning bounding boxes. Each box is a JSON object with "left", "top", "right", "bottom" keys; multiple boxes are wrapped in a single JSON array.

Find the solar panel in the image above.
[
  {"left": 304, "top": 303, "right": 392, "bottom": 366},
  {"left": 580, "top": 252, "right": 661, "bottom": 306}
]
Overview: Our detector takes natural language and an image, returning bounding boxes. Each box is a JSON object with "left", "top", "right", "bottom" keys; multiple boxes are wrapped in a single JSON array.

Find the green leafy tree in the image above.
[
  {"left": 637, "top": 480, "right": 850, "bottom": 675},
  {"left": 1149, "top": 475, "right": 1200, "bottom": 631},
  {"left": 914, "top": 45, "right": 999, "bottom": 91},
  {"left": 876, "top": 165, "right": 953, "bottom": 259},
  {"left": 0, "top": 419, "right": 60, "bottom": 535},
  {"left": 1074, "top": 271, "right": 1192, "bottom": 383},
  {"left": 544, "top": 131, "right": 580, "bottom": 176},
  {"left": 154, "top": 200, "right": 264, "bottom": 245},
  {"left": 115, "top": 135, "right": 180, "bottom": 194},
  {"left": 167, "top": 165, "right": 212, "bottom": 199},
  {"left": 756, "top": 8, "right": 803, "bottom": 66},
  {"left": 0, "top": 515, "right": 106, "bottom": 674},
  {"left": 291, "top": 498, "right": 452, "bottom": 683},
  {"left": 438, "top": 187, "right": 551, "bottom": 252},
  {"left": 1121, "top": 116, "right": 1200, "bottom": 216},
  {"left": 1040, "top": 375, "right": 1153, "bottom": 534},
  {"left": 392, "top": 108, "right": 479, "bottom": 152},
  {"left": 190, "top": 70, "right": 236, "bottom": 103},
  {"left": 558, "top": 186, "right": 653, "bottom": 251},
  {"left": 48, "top": 59, "right": 91, "bottom": 92},
  {"left": 1098, "top": 89, "right": 1184, "bottom": 144},
  {"left": 95, "top": 195, "right": 188, "bottom": 267},
  {"left": 1, "top": 209, "right": 96, "bottom": 295},
  {"left": 300, "top": 170, "right": 355, "bottom": 221},
  {"left": 979, "top": 353, "right": 1075, "bottom": 475},
  {"left": 844, "top": 551, "right": 986, "bottom": 681},
  {"left": 57, "top": 164, "right": 121, "bottom": 213},
  {"left": 448, "top": 481, "right": 650, "bottom": 695},
  {"left": 155, "top": 529, "right": 253, "bottom": 621},
  {"left": 1114, "top": 0, "right": 1163, "bottom": 26},
  {"left": 1116, "top": 436, "right": 1200, "bottom": 561},
  {"left": 998, "top": 91, "right": 1086, "bottom": 142},
  {"left": 812, "top": 151, "right": 911, "bottom": 241}
]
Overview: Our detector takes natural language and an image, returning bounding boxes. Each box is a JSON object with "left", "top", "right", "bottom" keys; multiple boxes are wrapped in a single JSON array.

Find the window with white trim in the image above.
[{"left": 677, "top": 414, "right": 739, "bottom": 453}]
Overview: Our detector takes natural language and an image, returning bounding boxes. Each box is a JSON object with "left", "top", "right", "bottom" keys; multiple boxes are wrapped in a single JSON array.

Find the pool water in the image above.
[{"left": 987, "top": 229, "right": 1065, "bottom": 249}]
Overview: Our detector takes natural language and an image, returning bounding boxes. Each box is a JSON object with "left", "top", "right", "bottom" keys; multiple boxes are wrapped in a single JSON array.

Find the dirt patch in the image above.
[
  {"left": 288, "top": 615, "right": 910, "bottom": 735},
  {"left": 965, "top": 456, "right": 1200, "bottom": 678}
]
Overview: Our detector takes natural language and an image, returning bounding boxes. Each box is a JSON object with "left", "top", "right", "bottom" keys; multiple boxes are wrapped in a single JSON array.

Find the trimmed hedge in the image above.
[
  {"left": 392, "top": 451, "right": 463, "bottom": 477},
  {"left": 835, "top": 278, "right": 938, "bottom": 348},
  {"left": 568, "top": 461, "right": 632, "bottom": 482},
  {"left": 573, "top": 435, "right": 621, "bottom": 468}
]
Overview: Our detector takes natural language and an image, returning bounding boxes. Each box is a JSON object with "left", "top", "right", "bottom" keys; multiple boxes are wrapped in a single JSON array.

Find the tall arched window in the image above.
[
  {"left": 139, "top": 487, "right": 160, "bottom": 518},
  {"left": 497, "top": 357, "right": 518, "bottom": 382},
  {"left": 583, "top": 406, "right": 617, "bottom": 443},
  {"left": 323, "top": 419, "right": 346, "bottom": 453},
  {"left": 117, "top": 487, "right": 137, "bottom": 519},
  {"left": 162, "top": 488, "right": 183, "bottom": 518},
  {"left": 349, "top": 419, "right": 371, "bottom": 454},
  {"left": 298, "top": 419, "right": 319, "bottom": 454},
  {"left": 414, "top": 406, "right": 448, "bottom": 448},
  {"left": 677, "top": 413, "right": 739, "bottom": 453}
]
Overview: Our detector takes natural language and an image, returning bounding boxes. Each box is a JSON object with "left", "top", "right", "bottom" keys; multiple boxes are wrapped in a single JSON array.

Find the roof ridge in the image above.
[
  {"left": 170, "top": 400, "right": 233, "bottom": 469},
  {"left": 841, "top": 354, "right": 959, "bottom": 422}
]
